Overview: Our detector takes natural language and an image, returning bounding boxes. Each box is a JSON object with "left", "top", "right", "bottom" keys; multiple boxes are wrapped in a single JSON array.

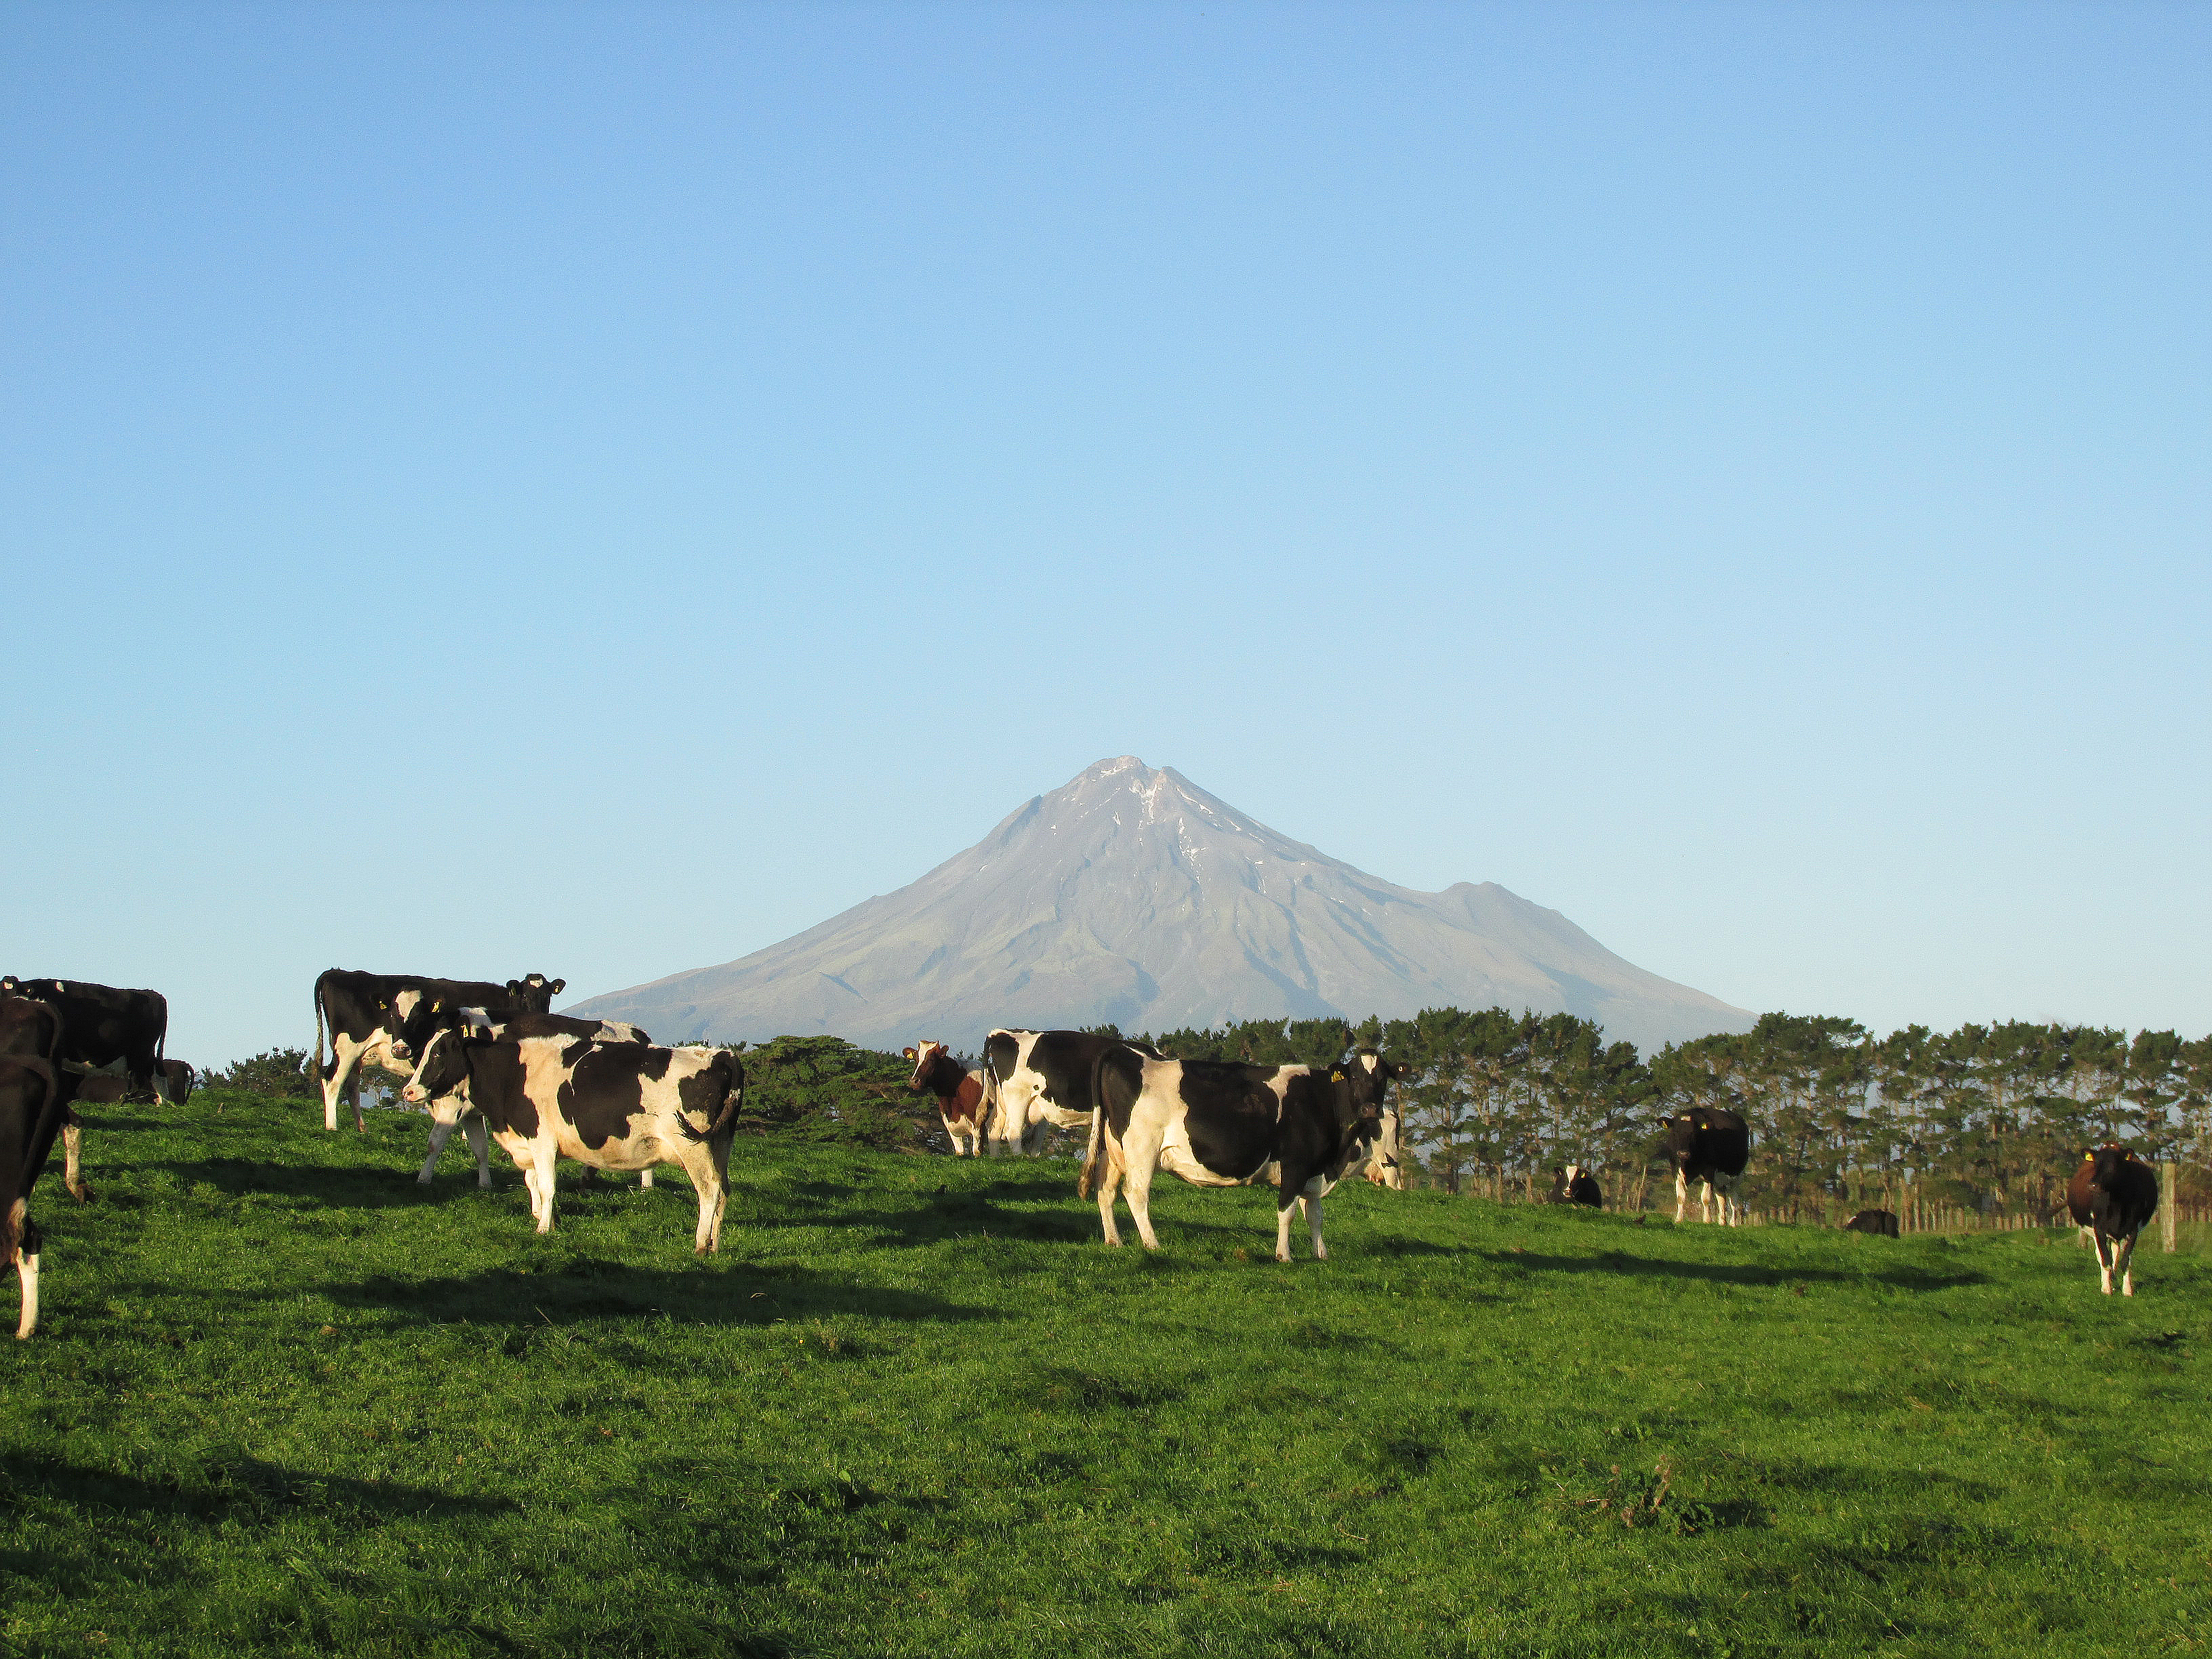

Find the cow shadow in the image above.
[
  {"left": 0, "top": 1446, "right": 514, "bottom": 1525},
  {"left": 127, "top": 1158, "right": 441, "bottom": 1211},
  {"left": 1480, "top": 1250, "right": 1990, "bottom": 1291},
  {"left": 323, "top": 1260, "right": 1000, "bottom": 1328}
]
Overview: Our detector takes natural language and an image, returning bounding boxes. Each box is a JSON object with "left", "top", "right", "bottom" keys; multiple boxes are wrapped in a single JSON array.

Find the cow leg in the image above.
[
  {"left": 464, "top": 1115, "right": 490, "bottom": 1188},
  {"left": 1303, "top": 1191, "right": 1327, "bottom": 1261},
  {"left": 1674, "top": 1166, "right": 1689, "bottom": 1224},
  {"left": 62, "top": 1122, "right": 89, "bottom": 1203},
  {"left": 417, "top": 1118, "right": 457, "bottom": 1183},
  {"left": 1092, "top": 1134, "right": 1126, "bottom": 1247},
  {"left": 2093, "top": 1231, "right": 2115, "bottom": 1294},
  {"left": 2115, "top": 1231, "right": 2139, "bottom": 1296},
  {"left": 1118, "top": 1128, "right": 1165, "bottom": 1250},
  {"left": 640, "top": 1168, "right": 654, "bottom": 1191},
  {"left": 14, "top": 1252, "right": 38, "bottom": 1340},
  {"left": 321, "top": 1040, "right": 363, "bottom": 1132}
]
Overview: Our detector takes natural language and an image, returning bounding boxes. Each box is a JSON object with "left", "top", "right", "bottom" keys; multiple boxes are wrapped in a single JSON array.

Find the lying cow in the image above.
[
  {"left": 1549, "top": 1164, "right": 1602, "bottom": 1208},
  {"left": 2068, "top": 1145, "right": 2159, "bottom": 1296},
  {"left": 904, "top": 1041, "right": 986, "bottom": 1155},
  {"left": 409, "top": 1009, "right": 651, "bottom": 1187},
  {"left": 3, "top": 1057, "right": 66, "bottom": 1338},
  {"left": 1843, "top": 1208, "right": 1900, "bottom": 1237},
  {"left": 312, "top": 968, "right": 565, "bottom": 1132},
  {"left": 982, "top": 1029, "right": 1164, "bottom": 1155},
  {"left": 1665, "top": 1105, "right": 1750, "bottom": 1225},
  {"left": 1081, "top": 1046, "right": 1409, "bottom": 1261},
  {"left": 401, "top": 1032, "right": 743, "bottom": 1251}
]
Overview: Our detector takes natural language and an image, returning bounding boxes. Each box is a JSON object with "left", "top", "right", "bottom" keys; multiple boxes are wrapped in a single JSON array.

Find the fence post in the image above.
[{"left": 2163, "top": 1158, "right": 2178, "bottom": 1254}]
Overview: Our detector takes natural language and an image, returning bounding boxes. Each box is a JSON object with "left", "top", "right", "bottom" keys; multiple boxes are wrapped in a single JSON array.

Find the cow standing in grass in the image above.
[
  {"left": 407, "top": 1008, "right": 653, "bottom": 1187},
  {"left": 1843, "top": 1209, "right": 1900, "bottom": 1237},
  {"left": 1081, "top": 1046, "right": 1409, "bottom": 1261},
  {"left": 1665, "top": 1106, "right": 1750, "bottom": 1225},
  {"left": 402, "top": 1033, "right": 743, "bottom": 1252},
  {"left": 2, "top": 1057, "right": 66, "bottom": 1338},
  {"left": 905, "top": 1041, "right": 985, "bottom": 1155},
  {"left": 2067, "top": 1146, "right": 2159, "bottom": 1296},
  {"left": 981, "top": 1029, "right": 1166, "bottom": 1157},
  {"left": 311, "top": 969, "right": 565, "bottom": 1132}
]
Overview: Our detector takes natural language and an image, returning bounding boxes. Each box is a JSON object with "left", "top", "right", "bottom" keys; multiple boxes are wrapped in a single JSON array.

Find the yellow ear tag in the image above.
[
  {"left": 1332, "top": 1069, "right": 1346, "bottom": 1082},
  {"left": 431, "top": 1001, "right": 442, "bottom": 1013}
]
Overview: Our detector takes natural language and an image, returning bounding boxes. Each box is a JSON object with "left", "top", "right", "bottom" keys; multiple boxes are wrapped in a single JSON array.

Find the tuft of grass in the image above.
[{"left": 0, "top": 1091, "right": 2206, "bottom": 1657}]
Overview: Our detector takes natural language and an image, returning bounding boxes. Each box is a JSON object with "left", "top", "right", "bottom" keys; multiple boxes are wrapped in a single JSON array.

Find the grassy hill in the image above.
[{"left": 2, "top": 1094, "right": 2206, "bottom": 1657}]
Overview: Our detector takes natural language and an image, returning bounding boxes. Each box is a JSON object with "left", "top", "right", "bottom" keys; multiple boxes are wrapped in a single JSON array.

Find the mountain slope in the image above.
[{"left": 569, "top": 757, "right": 1755, "bottom": 1055}]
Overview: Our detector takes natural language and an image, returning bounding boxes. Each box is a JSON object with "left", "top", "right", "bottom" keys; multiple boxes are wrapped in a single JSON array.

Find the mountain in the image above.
[{"left": 568, "top": 756, "right": 1756, "bottom": 1057}]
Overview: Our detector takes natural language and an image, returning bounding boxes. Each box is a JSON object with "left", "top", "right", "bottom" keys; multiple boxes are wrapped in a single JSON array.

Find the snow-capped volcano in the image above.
[{"left": 568, "top": 756, "right": 1754, "bottom": 1055}]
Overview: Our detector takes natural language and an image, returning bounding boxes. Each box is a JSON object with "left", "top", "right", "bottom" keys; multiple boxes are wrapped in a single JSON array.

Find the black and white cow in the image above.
[
  {"left": 2067, "top": 1145, "right": 2160, "bottom": 1296},
  {"left": 1080, "top": 1046, "right": 1410, "bottom": 1261},
  {"left": 408, "top": 1008, "right": 652, "bottom": 1187},
  {"left": 1549, "top": 1164, "right": 1603, "bottom": 1208},
  {"left": 0, "top": 977, "right": 169, "bottom": 1100},
  {"left": 3, "top": 1056, "right": 66, "bottom": 1338},
  {"left": 1664, "top": 1106, "right": 1750, "bottom": 1225},
  {"left": 401, "top": 1033, "right": 743, "bottom": 1251},
  {"left": 310, "top": 969, "right": 564, "bottom": 1132},
  {"left": 981, "top": 1029, "right": 1164, "bottom": 1156},
  {"left": 1843, "top": 1208, "right": 1900, "bottom": 1237}
]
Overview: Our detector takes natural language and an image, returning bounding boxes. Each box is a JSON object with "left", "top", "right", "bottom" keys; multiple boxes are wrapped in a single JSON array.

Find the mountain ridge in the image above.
[{"left": 569, "top": 756, "right": 1756, "bottom": 1055}]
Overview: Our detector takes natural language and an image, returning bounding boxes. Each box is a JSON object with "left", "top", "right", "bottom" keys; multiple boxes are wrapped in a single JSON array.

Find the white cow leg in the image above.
[
  {"left": 2116, "top": 1234, "right": 2137, "bottom": 1296},
  {"left": 417, "top": 1119, "right": 456, "bottom": 1183},
  {"left": 1674, "top": 1167, "right": 1689, "bottom": 1224},
  {"left": 1120, "top": 1132, "right": 1164, "bottom": 1250},
  {"left": 1303, "top": 1192, "right": 1326, "bottom": 1261},
  {"left": 2095, "top": 1233, "right": 2114, "bottom": 1294},
  {"left": 321, "top": 1043, "right": 356, "bottom": 1132},
  {"left": 465, "top": 1115, "right": 490, "bottom": 1188},
  {"left": 14, "top": 1253, "right": 38, "bottom": 1340},
  {"left": 62, "top": 1124, "right": 87, "bottom": 1202},
  {"left": 1093, "top": 1143, "right": 1125, "bottom": 1247}
]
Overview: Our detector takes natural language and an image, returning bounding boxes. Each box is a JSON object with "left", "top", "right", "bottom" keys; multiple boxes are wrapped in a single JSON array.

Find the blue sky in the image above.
[{"left": 5, "top": 1, "right": 2205, "bottom": 1066}]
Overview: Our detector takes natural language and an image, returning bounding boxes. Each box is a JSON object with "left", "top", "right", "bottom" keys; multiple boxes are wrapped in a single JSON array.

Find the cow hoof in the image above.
[
  {"left": 68, "top": 1183, "right": 92, "bottom": 1204},
  {"left": 415, "top": 1174, "right": 433, "bottom": 1185}
]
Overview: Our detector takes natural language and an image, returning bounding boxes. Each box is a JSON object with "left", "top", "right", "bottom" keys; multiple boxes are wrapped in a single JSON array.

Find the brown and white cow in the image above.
[
  {"left": 407, "top": 1008, "right": 652, "bottom": 1186},
  {"left": 903, "top": 1041, "right": 986, "bottom": 1155},
  {"left": 402, "top": 1033, "right": 743, "bottom": 1251},
  {"left": 2068, "top": 1145, "right": 2160, "bottom": 1296},
  {"left": 3, "top": 1056, "right": 66, "bottom": 1338},
  {"left": 1081, "top": 1046, "right": 1410, "bottom": 1261},
  {"left": 981, "top": 1029, "right": 1165, "bottom": 1156}
]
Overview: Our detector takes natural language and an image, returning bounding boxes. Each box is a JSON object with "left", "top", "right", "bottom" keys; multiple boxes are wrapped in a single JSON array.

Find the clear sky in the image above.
[{"left": 5, "top": 1, "right": 2206, "bottom": 1068}]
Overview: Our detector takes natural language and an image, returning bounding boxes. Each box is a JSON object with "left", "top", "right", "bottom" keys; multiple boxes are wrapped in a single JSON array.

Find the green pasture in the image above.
[{"left": 2, "top": 1094, "right": 2207, "bottom": 1658}]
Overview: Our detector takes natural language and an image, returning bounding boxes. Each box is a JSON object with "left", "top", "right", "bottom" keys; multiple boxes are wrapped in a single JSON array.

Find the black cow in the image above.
[
  {"left": 1664, "top": 1105, "right": 1751, "bottom": 1225},
  {"left": 1843, "top": 1208, "right": 1900, "bottom": 1237},
  {"left": 401, "top": 1033, "right": 743, "bottom": 1250},
  {"left": 1081, "top": 1046, "right": 1410, "bottom": 1260},
  {"left": 407, "top": 1008, "right": 651, "bottom": 1187},
  {"left": 0, "top": 994, "right": 63, "bottom": 1067},
  {"left": 310, "top": 969, "right": 564, "bottom": 1132},
  {"left": 1549, "top": 1164, "right": 1603, "bottom": 1208},
  {"left": 2067, "top": 1145, "right": 2160, "bottom": 1296},
  {"left": 0, "top": 977, "right": 169, "bottom": 1100},
  {"left": 3, "top": 1057, "right": 66, "bottom": 1338},
  {"left": 982, "top": 1029, "right": 1164, "bottom": 1155}
]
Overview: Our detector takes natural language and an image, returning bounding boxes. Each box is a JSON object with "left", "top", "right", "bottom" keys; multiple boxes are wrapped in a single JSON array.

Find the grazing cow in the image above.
[
  {"left": 310, "top": 969, "right": 564, "bottom": 1132},
  {"left": 407, "top": 1008, "right": 651, "bottom": 1186},
  {"left": 1549, "top": 1164, "right": 1603, "bottom": 1208},
  {"left": 157, "top": 1059, "right": 195, "bottom": 1107},
  {"left": 0, "top": 977, "right": 169, "bottom": 1101},
  {"left": 981, "top": 1029, "right": 1165, "bottom": 1156},
  {"left": 904, "top": 1041, "right": 986, "bottom": 1155},
  {"left": 1664, "top": 1106, "right": 1751, "bottom": 1225},
  {"left": 3, "top": 1057, "right": 66, "bottom": 1338},
  {"left": 1081, "top": 1046, "right": 1410, "bottom": 1260},
  {"left": 401, "top": 1034, "right": 743, "bottom": 1250},
  {"left": 2067, "top": 1145, "right": 2160, "bottom": 1296},
  {"left": 1843, "top": 1208, "right": 1900, "bottom": 1237}
]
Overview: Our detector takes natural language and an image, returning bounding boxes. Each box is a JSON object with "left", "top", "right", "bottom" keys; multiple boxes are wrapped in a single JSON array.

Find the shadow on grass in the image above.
[
  {"left": 0, "top": 1447, "right": 515, "bottom": 1524},
  {"left": 1481, "top": 1250, "right": 1990, "bottom": 1290},
  {"left": 130, "top": 1158, "right": 449, "bottom": 1210},
  {"left": 323, "top": 1260, "right": 1000, "bottom": 1327}
]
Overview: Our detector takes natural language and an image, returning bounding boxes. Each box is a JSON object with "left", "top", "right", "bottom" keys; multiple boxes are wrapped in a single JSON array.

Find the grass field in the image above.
[{"left": 3, "top": 1093, "right": 2207, "bottom": 1658}]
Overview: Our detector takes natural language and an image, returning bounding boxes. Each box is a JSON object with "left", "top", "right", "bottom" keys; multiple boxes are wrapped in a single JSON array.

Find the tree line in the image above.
[{"left": 1103, "top": 1010, "right": 2212, "bottom": 1219}]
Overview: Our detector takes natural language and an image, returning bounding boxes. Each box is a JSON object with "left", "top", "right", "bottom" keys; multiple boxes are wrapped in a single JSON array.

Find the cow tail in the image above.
[
  {"left": 312, "top": 976, "right": 327, "bottom": 1081},
  {"left": 1076, "top": 1047, "right": 1110, "bottom": 1200},
  {"left": 704, "top": 1052, "right": 745, "bottom": 1138}
]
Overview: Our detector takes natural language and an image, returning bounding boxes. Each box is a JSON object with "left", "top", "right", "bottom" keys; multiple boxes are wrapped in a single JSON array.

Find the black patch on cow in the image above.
[
  {"left": 1174, "top": 1061, "right": 1292, "bottom": 1183},
  {"left": 556, "top": 1045, "right": 655, "bottom": 1151}
]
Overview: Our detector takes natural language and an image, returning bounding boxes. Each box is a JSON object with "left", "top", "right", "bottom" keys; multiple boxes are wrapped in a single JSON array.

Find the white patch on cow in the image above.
[{"left": 14, "top": 1250, "right": 38, "bottom": 1340}]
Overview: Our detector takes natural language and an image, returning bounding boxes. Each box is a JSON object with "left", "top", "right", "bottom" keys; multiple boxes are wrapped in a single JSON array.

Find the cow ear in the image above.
[
  {"left": 902, "top": 1047, "right": 916, "bottom": 1059},
  {"left": 549, "top": 980, "right": 566, "bottom": 995}
]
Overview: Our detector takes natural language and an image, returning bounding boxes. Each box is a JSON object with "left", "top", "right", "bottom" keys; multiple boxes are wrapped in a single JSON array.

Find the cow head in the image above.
[
  {"left": 904, "top": 1041, "right": 949, "bottom": 1092},
  {"left": 506, "top": 975, "right": 567, "bottom": 1014},
  {"left": 2085, "top": 1144, "right": 2142, "bottom": 1190},
  {"left": 400, "top": 1024, "right": 480, "bottom": 1105}
]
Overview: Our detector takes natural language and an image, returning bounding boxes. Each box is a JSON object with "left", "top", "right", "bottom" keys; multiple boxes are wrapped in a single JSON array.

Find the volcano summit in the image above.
[{"left": 569, "top": 757, "right": 1754, "bottom": 1055}]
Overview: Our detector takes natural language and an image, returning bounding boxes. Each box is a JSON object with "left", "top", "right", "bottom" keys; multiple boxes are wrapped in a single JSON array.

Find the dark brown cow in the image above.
[
  {"left": 2068, "top": 1145, "right": 2160, "bottom": 1296},
  {"left": 3, "top": 1057, "right": 66, "bottom": 1338},
  {"left": 904, "top": 1040, "right": 985, "bottom": 1155},
  {"left": 1843, "top": 1208, "right": 1900, "bottom": 1237}
]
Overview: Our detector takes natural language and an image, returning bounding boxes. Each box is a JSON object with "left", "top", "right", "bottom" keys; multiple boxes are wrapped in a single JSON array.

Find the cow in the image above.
[
  {"left": 904, "top": 1041, "right": 986, "bottom": 1155},
  {"left": 157, "top": 1059, "right": 195, "bottom": 1107},
  {"left": 400, "top": 1033, "right": 743, "bottom": 1251},
  {"left": 310, "top": 969, "right": 564, "bottom": 1132},
  {"left": 1363, "top": 1092, "right": 1407, "bottom": 1189},
  {"left": 1664, "top": 1105, "right": 1750, "bottom": 1225},
  {"left": 2067, "top": 1145, "right": 2160, "bottom": 1296},
  {"left": 1843, "top": 1208, "right": 1900, "bottom": 1237},
  {"left": 0, "top": 977, "right": 169, "bottom": 1101},
  {"left": 1, "top": 993, "right": 89, "bottom": 1204},
  {"left": 407, "top": 1008, "right": 652, "bottom": 1187},
  {"left": 1549, "top": 1164, "right": 1602, "bottom": 1208},
  {"left": 3, "top": 1057, "right": 66, "bottom": 1338},
  {"left": 981, "top": 1029, "right": 1165, "bottom": 1156},
  {"left": 1080, "top": 1046, "right": 1410, "bottom": 1261}
]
